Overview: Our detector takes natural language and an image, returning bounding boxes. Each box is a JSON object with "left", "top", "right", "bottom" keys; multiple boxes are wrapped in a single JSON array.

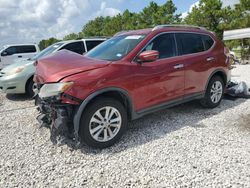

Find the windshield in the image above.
[
  {"left": 31, "top": 42, "right": 64, "bottom": 61},
  {"left": 85, "top": 35, "right": 146, "bottom": 61}
]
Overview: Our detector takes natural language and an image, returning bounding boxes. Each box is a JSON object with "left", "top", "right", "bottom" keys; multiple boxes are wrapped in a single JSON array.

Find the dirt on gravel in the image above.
[{"left": 0, "top": 65, "right": 250, "bottom": 187}]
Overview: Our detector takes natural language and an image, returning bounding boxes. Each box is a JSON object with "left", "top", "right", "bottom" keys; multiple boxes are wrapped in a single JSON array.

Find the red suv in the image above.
[{"left": 34, "top": 25, "right": 231, "bottom": 148}]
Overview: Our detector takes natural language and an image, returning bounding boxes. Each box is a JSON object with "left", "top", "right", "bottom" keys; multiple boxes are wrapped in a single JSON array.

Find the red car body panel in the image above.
[
  {"left": 35, "top": 27, "right": 230, "bottom": 113},
  {"left": 35, "top": 50, "right": 110, "bottom": 83}
]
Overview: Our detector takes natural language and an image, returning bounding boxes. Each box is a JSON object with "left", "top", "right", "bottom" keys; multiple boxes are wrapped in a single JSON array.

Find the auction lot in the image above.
[{"left": 0, "top": 65, "right": 250, "bottom": 187}]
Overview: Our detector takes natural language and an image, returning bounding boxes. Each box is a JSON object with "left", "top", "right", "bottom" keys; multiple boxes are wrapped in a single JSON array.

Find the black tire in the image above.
[
  {"left": 26, "top": 78, "right": 35, "bottom": 97},
  {"left": 79, "top": 97, "right": 128, "bottom": 148},
  {"left": 200, "top": 76, "right": 225, "bottom": 108}
]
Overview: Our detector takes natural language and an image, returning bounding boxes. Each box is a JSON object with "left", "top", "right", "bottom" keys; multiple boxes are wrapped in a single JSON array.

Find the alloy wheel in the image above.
[
  {"left": 89, "top": 106, "right": 122, "bottom": 142},
  {"left": 210, "top": 81, "right": 223, "bottom": 103}
]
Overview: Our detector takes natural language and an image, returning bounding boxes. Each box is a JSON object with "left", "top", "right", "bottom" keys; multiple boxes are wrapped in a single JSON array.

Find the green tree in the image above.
[
  {"left": 184, "top": 0, "right": 224, "bottom": 38},
  {"left": 81, "top": 0, "right": 181, "bottom": 37},
  {"left": 38, "top": 37, "right": 60, "bottom": 50},
  {"left": 63, "top": 33, "right": 80, "bottom": 40}
]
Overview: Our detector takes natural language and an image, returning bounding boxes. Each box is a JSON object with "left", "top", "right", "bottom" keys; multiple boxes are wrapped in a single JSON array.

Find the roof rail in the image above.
[
  {"left": 152, "top": 24, "right": 206, "bottom": 31},
  {"left": 114, "top": 30, "right": 133, "bottom": 36}
]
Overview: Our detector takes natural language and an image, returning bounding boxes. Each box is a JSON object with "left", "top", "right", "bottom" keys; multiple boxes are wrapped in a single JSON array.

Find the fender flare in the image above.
[
  {"left": 73, "top": 87, "right": 135, "bottom": 140},
  {"left": 205, "top": 69, "right": 227, "bottom": 92}
]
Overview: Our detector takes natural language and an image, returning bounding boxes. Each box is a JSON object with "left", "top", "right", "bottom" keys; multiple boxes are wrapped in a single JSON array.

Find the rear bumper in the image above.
[{"left": 0, "top": 75, "right": 27, "bottom": 94}]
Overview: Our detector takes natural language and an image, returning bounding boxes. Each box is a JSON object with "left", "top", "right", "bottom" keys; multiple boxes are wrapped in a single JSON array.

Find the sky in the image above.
[{"left": 0, "top": 0, "right": 239, "bottom": 48}]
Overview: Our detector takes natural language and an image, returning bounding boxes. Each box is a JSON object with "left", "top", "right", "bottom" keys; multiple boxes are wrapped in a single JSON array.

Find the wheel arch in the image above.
[
  {"left": 25, "top": 74, "right": 34, "bottom": 93},
  {"left": 205, "top": 69, "right": 227, "bottom": 91},
  {"left": 73, "top": 87, "right": 135, "bottom": 140}
]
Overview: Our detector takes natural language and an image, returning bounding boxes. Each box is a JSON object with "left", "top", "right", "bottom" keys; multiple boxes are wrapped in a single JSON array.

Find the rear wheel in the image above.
[
  {"left": 200, "top": 76, "right": 225, "bottom": 108},
  {"left": 79, "top": 97, "right": 127, "bottom": 148}
]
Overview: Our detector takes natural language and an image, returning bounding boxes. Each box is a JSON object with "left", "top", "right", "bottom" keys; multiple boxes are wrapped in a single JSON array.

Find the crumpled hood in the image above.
[{"left": 35, "top": 50, "right": 110, "bottom": 83}]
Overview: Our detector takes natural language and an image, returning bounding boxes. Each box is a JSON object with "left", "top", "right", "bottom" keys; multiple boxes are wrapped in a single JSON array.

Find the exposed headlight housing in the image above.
[{"left": 38, "top": 82, "right": 74, "bottom": 99}]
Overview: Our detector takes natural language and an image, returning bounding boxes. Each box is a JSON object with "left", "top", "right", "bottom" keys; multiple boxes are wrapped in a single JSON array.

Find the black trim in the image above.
[
  {"left": 73, "top": 87, "right": 135, "bottom": 141},
  {"left": 205, "top": 69, "right": 227, "bottom": 91},
  {"left": 134, "top": 92, "right": 204, "bottom": 119},
  {"left": 73, "top": 87, "right": 205, "bottom": 141},
  {"left": 62, "top": 93, "right": 82, "bottom": 103}
]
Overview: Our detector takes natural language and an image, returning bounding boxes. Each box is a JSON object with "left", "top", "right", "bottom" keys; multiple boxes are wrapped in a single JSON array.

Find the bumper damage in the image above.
[{"left": 36, "top": 96, "right": 78, "bottom": 145}]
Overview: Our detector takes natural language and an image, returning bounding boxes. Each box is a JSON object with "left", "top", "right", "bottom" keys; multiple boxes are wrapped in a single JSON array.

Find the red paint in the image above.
[{"left": 34, "top": 27, "right": 230, "bottom": 111}]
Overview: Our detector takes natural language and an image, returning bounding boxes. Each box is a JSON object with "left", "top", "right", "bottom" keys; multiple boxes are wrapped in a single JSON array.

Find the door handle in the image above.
[
  {"left": 174, "top": 64, "right": 184, "bottom": 69},
  {"left": 18, "top": 55, "right": 22, "bottom": 58},
  {"left": 206, "top": 57, "right": 215, "bottom": 62}
]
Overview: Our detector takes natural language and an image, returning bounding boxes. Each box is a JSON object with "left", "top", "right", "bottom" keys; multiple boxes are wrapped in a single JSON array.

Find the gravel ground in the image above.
[{"left": 0, "top": 65, "right": 250, "bottom": 187}]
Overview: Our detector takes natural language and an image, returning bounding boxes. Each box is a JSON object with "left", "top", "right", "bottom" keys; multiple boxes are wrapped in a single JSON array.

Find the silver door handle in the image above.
[
  {"left": 206, "top": 57, "right": 215, "bottom": 62},
  {"left": 174, "top": 64, "right": 184, "bottom": 69}
]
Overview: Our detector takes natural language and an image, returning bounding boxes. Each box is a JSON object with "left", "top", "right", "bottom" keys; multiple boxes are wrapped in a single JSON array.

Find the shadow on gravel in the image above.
[
  {"left": 75, "top": 98, "right": 248, "bottom": 154},
  {"left": 6, "top": 94, "right": 32, "bottom": 101},
  {"left": 238, "top": 114, "right": 250, "bottom": 130}
]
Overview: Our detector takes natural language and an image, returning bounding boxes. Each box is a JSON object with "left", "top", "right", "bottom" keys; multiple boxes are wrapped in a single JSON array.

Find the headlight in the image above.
[
  {"left": 8, "top": 66, "right": 25, "bottom": 75},
  {"left": 38, "top": 82, "right": 74, "bottom": 98}
]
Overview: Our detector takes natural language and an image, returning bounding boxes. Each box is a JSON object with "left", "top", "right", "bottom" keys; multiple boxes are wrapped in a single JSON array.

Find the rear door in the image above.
[
  {"left": 132, "top": 33, "right": 185, "bottom": 111},
  {"left": 16, "top": 45, "right": 38, "bottom": 60},
  {"left": 175, "top": 33, "right": 215, "bottom": 96}
]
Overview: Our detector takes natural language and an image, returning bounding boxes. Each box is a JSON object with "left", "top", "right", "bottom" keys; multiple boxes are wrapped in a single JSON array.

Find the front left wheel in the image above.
[{"left": 79, "top": 97, "right": 128, "bottom": 148}]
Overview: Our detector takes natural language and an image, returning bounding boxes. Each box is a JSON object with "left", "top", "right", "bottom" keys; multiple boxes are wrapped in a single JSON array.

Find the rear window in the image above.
[
  {"left": 176, "top": 33, "right": 204, "bottom": 55},
  {"left": 17, "top": 45, "right": 37, "bottom": 53},
  {"left": 202, "top": 35, "right": 214, "bottom": 50},
  {"left": 4, "top": 45, "right": 37, "bottom": 54},
  {"left": 86, "top": 40, "right": 104, "bottom": 51}
]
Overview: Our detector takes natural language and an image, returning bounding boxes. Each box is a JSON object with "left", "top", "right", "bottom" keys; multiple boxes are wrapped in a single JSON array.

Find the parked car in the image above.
[
  {"left": 0, "top": 38, "right": 106, "bottom": 96},
  {"left": 0, "top": 44, "right": 40, "bottom": 69},
  {"left": 34, "top": 25, "right": 231, "bottom": 148}
]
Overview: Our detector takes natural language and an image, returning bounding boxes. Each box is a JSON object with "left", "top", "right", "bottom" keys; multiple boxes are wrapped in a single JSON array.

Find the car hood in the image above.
[
  {"left": 1, "top": 59, "right": 34, "bottom": 75},
  {"left": 35, "top": 50, "right": 111, "bottom": 83}
]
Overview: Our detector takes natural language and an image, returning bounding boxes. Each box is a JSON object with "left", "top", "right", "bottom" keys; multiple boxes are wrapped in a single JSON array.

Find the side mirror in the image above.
[
  {"left": 137, "top": 50, "right": 159, "bottom": 63},
  {"left": 1, "top": 51, "right": 8, "bottom": 56}
]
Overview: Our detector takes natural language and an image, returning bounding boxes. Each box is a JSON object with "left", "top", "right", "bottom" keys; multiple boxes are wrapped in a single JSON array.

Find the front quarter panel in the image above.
[{"left": 61, "top": 62, "right": 136, "bottom": 105}]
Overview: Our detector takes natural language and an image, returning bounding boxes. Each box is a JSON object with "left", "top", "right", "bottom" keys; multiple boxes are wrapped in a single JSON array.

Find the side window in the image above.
[
  {"left": 202, "top": 35, "right": 214, "bottom": 50},
  {"left": 61, "top": 42, "right": 85, "bottom": 54},
  {"left": 144, "top": 33, "right": 177, "bottom": 59},
  {"left": 17, "top": 45, "right": 36, "bottom": 53},
  {"left": 5, "top": 46, "right": 17, "bottom": 55},
  {"left": 86, "top": 40, "right": 104, "bottom": 51},
  {"left": 176, "top": 33, "right": 205, "bottom": 55}
]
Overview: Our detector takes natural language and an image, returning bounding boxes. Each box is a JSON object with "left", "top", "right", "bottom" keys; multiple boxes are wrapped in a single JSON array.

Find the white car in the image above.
[
  {"left": 0, "top": 38, "right": 106, "bottom": 96},
  {"left": 0, "top": 44, "right": 40, "bottom": 69}
]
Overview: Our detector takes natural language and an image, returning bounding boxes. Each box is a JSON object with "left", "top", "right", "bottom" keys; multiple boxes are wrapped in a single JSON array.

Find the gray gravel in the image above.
[{"left": 0, "top": 65, "right": 250, "bottom": 187}]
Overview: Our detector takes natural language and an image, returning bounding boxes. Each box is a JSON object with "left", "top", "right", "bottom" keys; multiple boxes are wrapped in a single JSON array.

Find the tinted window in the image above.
[
  {"left": 5, "top": 46, "right": 17, "bottom": 55},
  {"left": 86, "top": 40, "right": 104, "bottom": 51},
  {"left": 61, "top": 42, "right": 85, "bottom": 54},
  {"left": 202, "top": 35, "right": 214, "bottom": 50},
  {"left": 145, "top": 33, "right": 176, "bottom": 59},
  {"left": 17, "top": 45, "right": 36, "bottom": 53},
  {"left": 176, "top": 33, "right": 204, "bottom": 55},
  {"left": 31, "top": 42, "right": 64, "bottom": 61}
]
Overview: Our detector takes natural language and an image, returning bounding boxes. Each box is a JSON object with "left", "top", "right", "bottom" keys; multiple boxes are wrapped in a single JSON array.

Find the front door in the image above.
[{"left": 131, "top": 33, "right": 185, "bottom": 111}]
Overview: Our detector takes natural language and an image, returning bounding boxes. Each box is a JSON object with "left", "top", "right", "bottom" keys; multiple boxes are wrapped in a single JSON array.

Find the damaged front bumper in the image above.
[{"left": 36, "top": 96, "right": 78, "bottom": 144}]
